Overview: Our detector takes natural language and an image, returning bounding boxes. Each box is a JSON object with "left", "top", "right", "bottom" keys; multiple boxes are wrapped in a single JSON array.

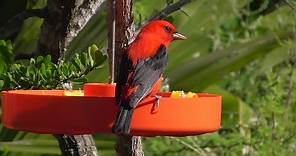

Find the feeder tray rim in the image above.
[{"left": 2, "top": 90, "right": 221, "bottom": 99}]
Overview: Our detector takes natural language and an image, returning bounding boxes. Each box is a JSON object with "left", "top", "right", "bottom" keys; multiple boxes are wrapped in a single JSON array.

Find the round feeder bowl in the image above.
[{"left": 1, "top": 83, "right": 222, "bottom": 136}]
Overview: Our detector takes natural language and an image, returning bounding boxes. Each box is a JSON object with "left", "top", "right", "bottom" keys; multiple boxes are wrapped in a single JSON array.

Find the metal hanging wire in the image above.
[{"left": 110, "top": 0, "right": 116, "bottom": 84}]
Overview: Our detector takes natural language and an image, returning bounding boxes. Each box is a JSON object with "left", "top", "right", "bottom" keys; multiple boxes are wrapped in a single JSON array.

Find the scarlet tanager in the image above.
[{"left": 113, "top": 20, "right": 187, "bottom": 134}]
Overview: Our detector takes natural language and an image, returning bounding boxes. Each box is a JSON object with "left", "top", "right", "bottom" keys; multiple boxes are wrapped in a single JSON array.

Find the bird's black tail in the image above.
[{"left": 113, "top": 105, "right": 134, "bottom": 134}]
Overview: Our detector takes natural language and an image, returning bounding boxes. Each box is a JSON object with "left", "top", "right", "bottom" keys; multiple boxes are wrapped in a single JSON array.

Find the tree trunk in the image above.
[
  {"left": 115, "top": 135, "right": 144, "bottom": 156},
  {"left": 107, "top": 0, "right": 134, "bottom": 82},
  {"left": 55, "top": 135, "right": 99, "bottom": 156},
  {"left": 38, "top": 0, "right": 76, "bottom": 63},
  {"left": 55, "top": 84, "right": 99, "bottom": 156},
  {"left": 37, "top": 0, "right": 105, "bottom": 155},
  {"left": 38, "top": 0, "right": 105, "bottom": 63},
  {"left": 106, "top": 0, "right": 144, "bottom": 155}
]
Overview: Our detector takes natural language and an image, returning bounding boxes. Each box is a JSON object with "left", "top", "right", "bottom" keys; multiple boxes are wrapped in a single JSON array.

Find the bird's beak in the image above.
[{"left": 173, "top": 32, "right": 187, "bottom": 40}]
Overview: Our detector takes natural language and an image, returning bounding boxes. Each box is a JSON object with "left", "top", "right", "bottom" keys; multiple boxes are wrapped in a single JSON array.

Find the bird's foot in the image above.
[
  {"left": 152, "top": 95, "right": 162, "bottom": 113},
  {"left": 155, "top": 95, "right": 162, "bottom": 108}
]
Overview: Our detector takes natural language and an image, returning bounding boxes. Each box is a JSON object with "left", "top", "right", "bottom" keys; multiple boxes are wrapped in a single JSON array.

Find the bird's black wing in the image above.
[
  {"left": 115, "top": 53, "right": 133, "bottom": 104},
  {"left": 128, "top": 45, "right": 168, "bottom": 108},
  {"left": 113, "top": 45, "right": 168, "bottom": 134}
]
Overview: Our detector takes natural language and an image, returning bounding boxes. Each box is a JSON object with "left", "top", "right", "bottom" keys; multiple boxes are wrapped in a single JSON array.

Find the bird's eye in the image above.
[{"left": 163, "top": 26, "right": 171, "bottom": 32}]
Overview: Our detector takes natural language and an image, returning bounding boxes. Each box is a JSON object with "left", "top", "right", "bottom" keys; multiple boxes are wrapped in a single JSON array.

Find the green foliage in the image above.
[
  {"left": 140, "top": 0, "right": 296, "bottom": 155},
  {"left": 1, "top": 0, "right": 296, "bottom": 155},
  {"left": 145, "top": 62, "right": 296, "bottom": 156},
  {"left": 0, "top": 140, "right": 61, "bottom": 155},
  {"left": 1, "top": 44, "right": 106, "bottom": 90},
  {"left": 220, "top": 61, "right": 296, "bottom": 155},
  {"left": 13, "top": 17, "right": 43, "bottom": 54},
  {"left": 0, "top": 40, "right": 14, "bottom": 90},
  {"left": 0, "top": 42, "right": 108, "bottom": 155},
  {"left": 0, "top": 138, "right": 116, "bottom": 156},
  {"left": 0, "top": 40, "right": 14, "bottom": 75}
]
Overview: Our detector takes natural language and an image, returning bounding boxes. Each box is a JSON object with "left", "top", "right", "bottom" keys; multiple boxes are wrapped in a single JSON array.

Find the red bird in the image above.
[{"left": 113, "top": 20, "right": 187, "bottom": 134}]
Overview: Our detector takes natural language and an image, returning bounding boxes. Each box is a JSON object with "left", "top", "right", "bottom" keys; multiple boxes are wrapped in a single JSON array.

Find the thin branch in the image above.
[
  {"left": 0, "top": 9, "right": 47, "bottom": 39},
  {"left": 284, "top": 0, "right": 296, "bottom": 10},
  {"left": 286, "top": 63, "right": 296, "bottom": 107},
  {"left": 187, "top": 137, "right": 203, "bottom": 150},
  {"left": 129, "top": 0, "right": 193, "bottom": 42},
  {"left": 271, "top": 112, "right": 276, "bottom": 140},
  {"left": 168, "top": 137, "right": 207, "bottom": 156},
  {"left": 285, "top": 3, "right": 296, "bottom": 107},
  {"left": 286, "top": 39, "right": 296, "bottom": 107},
  {"left": 148, "top": 0, "right": 192, "bottom": 21},
  {"left": 240, "top": 0, "right": 285, "bottom": 19}
]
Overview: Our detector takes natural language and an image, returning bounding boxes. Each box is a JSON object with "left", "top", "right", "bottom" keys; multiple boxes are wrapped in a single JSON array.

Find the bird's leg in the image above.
[
  {"left": 154, "top": 95, "right": 162, "bottom": 109},
  {"left": 151, "top": 95, "right": 162, "bottom": 114}
]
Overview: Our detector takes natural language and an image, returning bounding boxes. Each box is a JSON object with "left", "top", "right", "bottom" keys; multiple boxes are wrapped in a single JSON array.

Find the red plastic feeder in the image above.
[{"left": 2, "top": 83, "right": 221, "bottom": 136}]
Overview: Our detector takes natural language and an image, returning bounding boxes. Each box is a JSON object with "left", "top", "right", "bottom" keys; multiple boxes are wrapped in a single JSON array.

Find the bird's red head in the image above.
[
  {"left": 140, "top": 20, "right": 187, "bottom": 47},
  {"left": 128, "top": 20, "right": 186, "bottom": 64}
]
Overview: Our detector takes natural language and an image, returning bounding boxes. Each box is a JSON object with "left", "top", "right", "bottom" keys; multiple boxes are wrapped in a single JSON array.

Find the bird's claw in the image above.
[
  {"left": 155, "top": 95, "right": 162, "bottom": 108},
  {"left": 151, "top": 95, "right": 162, "bottom": 114}
]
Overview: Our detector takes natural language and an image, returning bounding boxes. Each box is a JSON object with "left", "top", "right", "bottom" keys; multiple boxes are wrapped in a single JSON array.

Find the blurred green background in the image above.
[{"left": 1, "top": 0, "right": 296, "bottom": 155}]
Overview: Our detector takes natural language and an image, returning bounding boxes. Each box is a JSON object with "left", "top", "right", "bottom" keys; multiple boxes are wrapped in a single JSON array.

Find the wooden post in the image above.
[{"left": 107, "top": 0, "right": 144, "bottom": 155}]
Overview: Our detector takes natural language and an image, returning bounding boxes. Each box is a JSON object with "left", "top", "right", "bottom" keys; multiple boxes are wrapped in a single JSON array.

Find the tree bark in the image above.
[
  {"left": 55, "top": 135, "right": 99, "bottom": 156},
  {"left": 55, "top": 82, "right": 99, "bottom": 156},
  {"left": 38, "top": 0, "right": 75, "bottom": 63},
  {"left": 115, "top": 135, "right": 144, "bottom": 156},
  {"left": 107, "top": 0, "right": 144, "bottom": 155},
  {"left": 37, "top": 0, "right": 106, "bottom": 155},
  {"left": 38, "top": 0, "right": 106, "bottom": 63},
  {"left": 107, "top": 0, "right": 134, "bottom": 83}
]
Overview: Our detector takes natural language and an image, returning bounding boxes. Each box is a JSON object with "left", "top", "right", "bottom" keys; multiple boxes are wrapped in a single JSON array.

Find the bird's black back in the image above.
[{"left": 115, "top": 45, "right": 168, "bottom": 108}]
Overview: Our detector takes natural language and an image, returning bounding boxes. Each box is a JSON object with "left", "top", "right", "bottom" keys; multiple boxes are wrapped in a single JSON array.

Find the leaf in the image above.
[
  {"left": 0, "top": 139, "right": 115, "bottom": 155},
  {"left": 0, "top": 80, "right": 4, "bottom": 89},
  {"left": 72, "top": 54, "right": 85, "bottom": 71},
  {"left": 168, "top": 31, "right": 293, "bottom": 91},
  {"left": 81, "top": 52, "right": 88, "bottom": 67},
  {"left": 0, "top": 128, "right": 19, "bottom": 142},
  {"left": 221, "top": 17, "right": 240, "bottom": 31},
  {"left": 93, "top": 51, "right": 107, "bottom": 68},
  {"left": 166, "top": 0, "right": 174, "bottom": 5},
  {"left": 35, "top": 56, "right": 44, "bottom": 64},
  {"left": 204, "top": 85, "right": 253, "bottom": 137},
  {"left": 72, "top": 77, "right": 88, "bottom": 83},
  {"left": 14, "top": 17, "right": 43, "bottom": 54},
  {"left": 256, "top": 42, "right": 292, "bottom": 74},
  {"left": 88, "top": 47, "right": 95, "bottom": 67},
  {"left": 0, "top": 58, "right": 7, "bottom": 75},
  {"left": 206, "top": 86, "right": 238, "bottom": 129},
  {"left": 0, "top": 140, "right": 61, "bottom": 155},
  {"left": 0, "top": 40, "right": 14, "bottom": 74},
  {"left": 0, "top": 40, "right": 14, "bottom": 63}
]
